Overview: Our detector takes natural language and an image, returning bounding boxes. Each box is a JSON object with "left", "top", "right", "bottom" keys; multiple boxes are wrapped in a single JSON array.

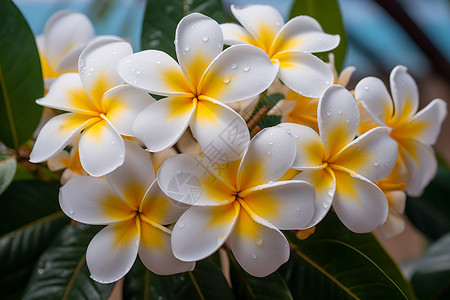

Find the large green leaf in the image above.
[
  {"left": 0, "top": 180, "right": 68, "bottom": 297},
  {"left": 289, "top": 0, "right": 347, "bottom": 71},
  {"left": 124, "top": 256, "right": 235, "bottom": 300},
  {"left": 0, "top": 0, "right": 43, "bottom": 150},
  {"left": 22, "top": 224, "right": 114, "bottom": 300},
  {"left": 411, "top": 233, "right": 450, "bottom": 300},
  {"left": 141, "top": 0, "right": 227, "bottom": 56},
  {"left": 0, "top": 153, "right": 16, "bottom": 195}
]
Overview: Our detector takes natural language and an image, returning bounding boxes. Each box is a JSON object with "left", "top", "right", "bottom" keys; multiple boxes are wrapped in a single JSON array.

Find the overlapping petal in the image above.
[
  {"left": 355, "top": 76, "right": 393, "bottom": 125},
  {"left": 220, "top": 23, "right": 255, "bottom": 45},
  {"left": 390, "top": 65, "right": 419, "bottom": 124}
]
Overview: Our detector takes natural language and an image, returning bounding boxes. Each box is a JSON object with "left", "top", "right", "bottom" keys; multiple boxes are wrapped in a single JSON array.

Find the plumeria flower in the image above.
[
  {"left": 157, "top": 126, "right": 315, "bottom": 277},
  {"left": 221, "top": 4, "right": 339, "bottom": 98},
  {"left": 117, "top": 13, "right": 278, "bottom": 162},
  {"left": 355, "top": 65, "right": 447, "bottom": 196},
  {"left": 280, "top": 85, "right": 398, "bottom": 233},
  {"left": 376, "top": 178, "right": 407, "bottom": 238},
  {"left": 59, "top": 140, "right": 194, "bottom": 283},
  {"left": 29, "top": 38, "right": 155, "bottom": 176}
]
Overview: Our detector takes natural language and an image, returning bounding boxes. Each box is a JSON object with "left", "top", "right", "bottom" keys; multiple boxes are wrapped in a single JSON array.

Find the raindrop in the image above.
[
  {"left": 37, "top": 268, "right": 44, "bottom": 275},
  {"left": 202, "top": 36, "right": 209, "bottom": 42},
  {"left": 89, "top": 67, "right": 94, "bottom": 72},
  {"left": 184, "top": 45, "right": 190, "bottom": 51},
  {"left": 338, "top": 110, "right": 342, "bottom": 115},
  {"left": 268, "top": 141, "right": 273, "bottom": 146},
  {"left": 156, "top": 61, "right": 161, "bottom": 64},
  {"left": 364, "top": 86, "right": 369, "bottom": 91},
  {"left": 231, "top": 63, "right": 238, "bottom": 70},
  {"left": 296, "top": 207, "right": 301, "bottom": 212},
  {"left": 322, "top": 200, "right": 330, "bottom": 208},
  {"left": 327, "top": 189, "right": 334, "bottom": 197},
  {"left": 345, "top": 119, "right": 350, "bottom": 123},
  {"left": 243, "top": 65, "right": 250, "bottom": 72},
  {"left": 255, "top": 239, "right": 263, "bottom": 247},
  {"left": 178, "top": 222, "right": 185, "bottom": 229},
  {"left": 251, "top": 252, "right": 257, "bottom": 259},
  {"left": 135, "top": 68, "right": 142, "bottom": 75},
  {"left": 223, "top": 76, "right": 231, "bottom": 84},
  {"left": 285, "top": 129, "right": 291, "bottom": 134},
  {"left": 373, "top": 161, "right": 379, "bottom": 167},
  {"left": 268, "top": 181, "right": 274, "bottom": 185},
  {"left": 67, "top": 207, "right": 74, "bottom": 215},
  {"left": 267, "top": 151, "right": 272, "bottom": 156},
  {"left": 326, "top": 111, "right": 332, "bottom": 116},
  {"left": 111, "top": 140, "right": 115, "bottom": 145},
  {"left": 176, "top": 169, "right": 182, "bottom": 174}
]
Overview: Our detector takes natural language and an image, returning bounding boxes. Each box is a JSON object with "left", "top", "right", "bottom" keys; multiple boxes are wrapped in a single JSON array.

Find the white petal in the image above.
[
  {"left": 220, "top": 23, "right": 255, "bottom": 45},
  {"left": 229, "top": 207, "right": 289, "bottom": 277},
  {"left": 198, "top": 44, "right": 278, "bottom": 103},
  {"left": 191, "top": 100, "right": 250, "bottom": 163},
  {"left": 333, "top": 170, "right": 388, "bottom": 233},
  {"left": 29, "top": 113, "right": 91, "bottom": 163},
  {"left": 241, "top": 180, "right": 315, "bottom": 229},
  {"left": 175, "top": 13, "right": 223, "bottom": 88},
  {"left": 117, "top": 50, "right": 192, "bottom": 96},
  {"left": 390, "top": 65, "right": 419, "bottom": 123},
  {"left": 56, "top": 44, "right": 85, "bottom": 74},
  {"left": 318, "top": 85, "right": 359, "bottom": 157},
  {"left": 87, "top": 220, "right": 139, "bottom": 283},
  {"left": 157, "top": 153, "right": 234, "bottom": 206},
  {"left": 171, "top": 203, "right": 239, "bottom": 261},
  {"left": 275, "top": 51, "right": 333, "bottom": 98},
  {"left": 59, "top": 176, "right": 134, "bottom": 224},
  {"left": 79, "top": 119, "right": 125, "bottom": 177},
  {"left": 132, "top": 97, "right": 194, "bottom": 152},
  {"left": 102, "top": 84, "right": 156, "bottom": 136},
  {"left": 47, "top": 150, "right": 69, "bottom": 171},
  {"left": 355, "top": 76, "right": 393, "bottom": 125},
  {"left": 238, "top": 126, "right": 296, "bottom": 191}
]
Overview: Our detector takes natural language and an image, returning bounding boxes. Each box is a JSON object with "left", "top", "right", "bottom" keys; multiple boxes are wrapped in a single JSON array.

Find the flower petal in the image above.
[
  {"left": 171, "top": 202, "right": 239, "bottom": 261},
  {"left": 220, "top": 23, "right": 255, "bottom": 45},
  {"left": 157, "top": 154, "right": 234, "bottom": 206},
  {"left": 175, "top": 13, "right": 223, "bottom": 88},
  {"left": 230, "top": 4, "right": 284, "bottom": 52},
  {"left": 132, "top": 97, "right": 194, "bottom": 152},
  {"left": 271, "top": 16, "right": 340, "bottom": 55},
  {"left": 191, "top": 100, "right": 250, "bottom": 163},
  {"left": 229, "top": 207, "right": 289, "bottom": 277},
  {"left": 79, "top": 119, "right": 125, "bottom": 177},
  {"left": 238, "top": 126, "right": 296, "bottom": 191},
  {"left": 318, "top": 85, "right": 359, "bottom": 157},
  {"left": 102, "top": 84, "right": 156, "bottom": 136},
  {"left": 330, "top": 126, "right": 398, "bottom": 182},
  {"left": 278, "top": 123, "right": 326, "bottom": 170},
  {"left": 117, "top": 50, "right": 192, "bottom": 96},
  {"left": 274, "top": 51, "right": 333, "bottom": 98},
  {"left": 294, "top": 168, "right": 336, "bottom": 227},
  {"left": 30, "top": 113, "right": 92, "bottom": 163},
  {"left": 241, "top": 180, "right": 315, "bottom": 229},
  {"left": 59, "top": 176, "right": 134, "bottom": 224},
  {"left": 355, "top": 76, "right": 393, "bottom": 125},
  {"left": 379, "top": 191, "right": 406, "bottom": 238},
  {"left": 333, "top": 170, "right": 388, "bottom": 233},
  {"left": 394, "top": 98, "right": 447, "bottom": 145},
  {"left": 139, "top": 220, "right": 195, "bottom": 275},
  {"left": 390, "top": 65, "right": 419, "bottom": 124},
  {"left": 199, "top": 44, "right": 278, "bottom": 103},
  {"left": 86, "top": 219, "right": 139, "bottom": 283}
]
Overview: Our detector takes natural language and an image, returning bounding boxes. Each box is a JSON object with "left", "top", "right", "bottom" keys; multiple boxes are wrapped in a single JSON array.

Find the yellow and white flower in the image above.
[
  {"left": 221, "top": 4, "right": 339, "bottom": 98},
  {"left": 280, "top": 85, "right": 398, "bottom": 233},
  {"left": 30, "top": 38, "right": 155, "bottom": 176},
  {"left": 157, "top": 126, "right": 315, "bottom": 277},
  {"left": 59, "top": 141, "right": 193, "bottom": 283},
  {"left": 117, "top": 13, "right": 278, "bottom": 162},
  {"left": 355, "top": 65, "right": 447, "bottom": 196}
]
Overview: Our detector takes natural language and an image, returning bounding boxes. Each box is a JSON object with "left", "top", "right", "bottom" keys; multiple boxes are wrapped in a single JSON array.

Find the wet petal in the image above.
[
  {"left": 390, "top": 65, "right": 419, "bottom": 124},
  {"left": 29, "top": 113, "right": 92, "bottom": 163},
  {"left": 132, "top": 97, "right": 194, "bottom": 152},
  {"left": 59, "top": 176, "right": 134, "bottom": 224},
  {"left": 199, "top": 44, "right": 278, "bottom": 103},
  {"left": 86, "top": 219, "right": 139, "bottom": 283},
  {"left": 221, "top": 23, "right": 255, "bottom": 45},
  {"left": 241, "top": 180, "right": 315, "bottom": 229},
  {"left": 171, "top": 202, "right": 239, "bottom": 261},
  {"left": 230, "top": 207, "right": 289, "bottom": 277},
  {"left": 238, "top": 126, "right": 296, "bottom": 191},
  {"left": 79, "top": 119, "right": 125, "bottom": 177},
  {"left": 191, "top": 100, "right": 250, "bottom": 163},
  {"left": 318, "top": 85, "right": 359, "bottom": 157},
  {"left": 355, "top": 76, "right": 393, "bottom": 125},
  {"left": 333, "top": 170, "right": 388, "bottom": 233},
  {"left": 274, "top": 51, "right": 333, "bottom": 98},
  {"left": 139, "top": 220, "right": 195, "bottom": 275}
]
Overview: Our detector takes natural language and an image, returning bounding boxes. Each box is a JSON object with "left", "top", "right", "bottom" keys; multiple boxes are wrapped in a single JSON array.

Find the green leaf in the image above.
[
  {"left": 141, "top": 0, "right": 227, "bottom": 55},
  {"left": 22, "top": 224, "right": 114, "bottom": 300},
  {"left": 0, "top": 0, "right": 43, "bottom": 150},
  {"left": 289, "top": 0, "right": 347, "bottom": 71},
  {"left": 411, "top": 233, "right": 450, "bottom": 300},
  {"left": 247, "top": 93, "right": 284, "bottom": 130},
  {"left": 0, "top": 180, "right": 68, "bottom": 297},
  {"left": 0, "top": 154, "right": 16, "bottom": 195},
  {"left": 229, "top": 252, "right": 292, "bottom": 300},
  {"left": 124, "top": 256, "right": 235, "bottom": 300}
]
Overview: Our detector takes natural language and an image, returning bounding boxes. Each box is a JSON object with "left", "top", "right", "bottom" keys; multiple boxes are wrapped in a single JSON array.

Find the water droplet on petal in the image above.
[
  {"left": 89, "top": 67, "right": 94, "bottom": 72},
  {"left": 243, "top": 65, "right": 250, "bottom": 72},
  {"left": 202, "top": 35, "right": 209, "bottom": 42},
  {"left": 296, "top": 207, "right": 301, "bottom": 212},
  {"left": 184, "top": 45, "right": 190, "bottom": 51},
  {"left": 178, "top": 222, "right": 185, "bottom": 229},
  {"left": 231, "top": 63, "right": 238, "bottom": 70},
  {"left": 256, "top": 239, "right": 263, "bottom": 247},
  {"left": 275, "top": 21, "right": 281, "bottom": 26},
  {"left": 267, "top": 151, "right": 272, "bottom": 156},
  {"left": 373, "top": 161, "right": 379, "bottom": 167},
  {"left": 37, "top": 268, "right": 44, "bottom": 275},
  {"left": 326, "top": 110, "right": 332, "bottom": 116},
  {"left": 285, "top": 129, "right": 291, "bottom": 134},
  {"left": 251, "top": 252, "right": 257, "bottom": 259},
  {"left": 268, "top": 181, "right": 274, "bottom": 185},
  {"left": 268, "top": 141, "right": 273, "bottom": 146},
  {"left": 135, "top": 68, "right": 142, "bottom": 75},
  {"left": 327, "top": 189, "right": 334, "bottom": 197},
  {"left": 176, "top": 169, "right": 182, "bottom": 174},
  {"left": 322, "top": 200, "right": 330, "bottom": 208},
  {"left": 364, "top": 86, "right": 369, "bottom": 91},
  {"left": 112, "top": 50, "right": 117, "bottom": 55},
  {"left": 338, "top": 110, "right": 342, "bottom": 115},
  {"left": 79, "top": 59, "right": 85, "bottom": 68},
  {"left": 223, "top": 76, "right": 231, "bottom": 84},
  {"left": 111, "top": 140, "right": 115, "bottom": 145},
  {"left": 67, "top": 207, "right": 74, "bottom": 215}
]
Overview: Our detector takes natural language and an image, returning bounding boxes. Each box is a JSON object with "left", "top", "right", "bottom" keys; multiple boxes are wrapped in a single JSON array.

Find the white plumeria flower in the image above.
[
  {"left": 157, "top": 126, "right": 315, "bottom": 277},
  {"left": 59, "top": 140, "right": 194, "bottom": 283},
  {"left": 280, "top": 85, "right": 399, "bottom": 233},
  {"left": 30, "top": 38, "right": 155, "bottom": 176},
  {"left": 117, "top": 13, "right": 278, "bottom": 162},
  {"left": 376, "top": 179, "right": 407, "bottom": 238},
  {"left": 355, "top": 65, "right": 447, "bottom": 196},
  {"left": 221, "top": 4, "right": 339, "bottom": 98}
]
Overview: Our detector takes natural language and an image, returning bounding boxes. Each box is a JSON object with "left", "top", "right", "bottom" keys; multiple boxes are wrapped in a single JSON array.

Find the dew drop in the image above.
[
  {"left": 243, "top": 65, "right": 250, "bottom": 72},
  {"left": 89, "top": 67, "right": 94, "bottom": 72},
  {"left": 184, "top": 45, "right": 190, "bottom": 51},
  {"left": 327, "top": 189, "right": 334, "bottom": 197},
  {"left": 296, "top": 207, "right": 301, "bottom": 212},
  {"left": 338, "top": 110, "right": 342, "bottom": 115},
  {"left": 345, "top": 119, "right": 350, "bottom": 123},
  {"left": 285, "top": 129, "right": 291, "bottom": 134},
  {"left": 112, "top": 50, "right": 117, "bottom": 55},
  {"left": 268, "top": 181, "right": 274, "bottom": 185},
  {"left": 67, "top": 207, "right": 74, "bottom": 215},
  {"left": 231, "top": 63, "right": 238, "bottom": 69},
  {"left": 176, "top": 169, "right": 182, "bottom": 174},
  {"left": 255, "top": 239, "right": 263, "bottom": 247},
  {"left": 202, "top": 35, "right": 209, "bottom": 42},
  {"left": 135, "top": 68, "right": 142, "bottom": 75},
  {"left": 178, "top": 222, "right": 185, "bottom": 229},
  {"left": 322, "top": 200, "right": 330, "bottom": 208},
  {"left": 37, "top": 268, "right": 44, "bottom": 275},
  {"left": 79, "top": 59, "right": 85, "bottom": 68},
  {"left": 364, "top": 86, "right": 369, "bottom": 91},
  {"left": 373, "top": 161, "right": 379, "bottom": 167},
  {"left": 174, "top": 38, "right": 178, "bottom": 44},
  {"left": 268, "top": 141, "right": 273, "bottom": 146},
  {"left": 223, "top": 76, "right": 231, "bottom": 84},
  {"left": 326, "top": 110, "right": 332, "bottom": 116},
  {"left": 267, "top": 151, "right": 272, "bottom": 156},
  {"left": 156, "top": 61, "right": 161, "bottom": 64},
  {"left": 251, "top": 252, "right": 257, "bottom": 259}
]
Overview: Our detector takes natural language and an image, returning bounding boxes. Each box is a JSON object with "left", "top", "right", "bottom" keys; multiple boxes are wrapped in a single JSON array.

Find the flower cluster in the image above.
[{"left": 30, "top": 4, "right": 446, "bottom": 282}]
